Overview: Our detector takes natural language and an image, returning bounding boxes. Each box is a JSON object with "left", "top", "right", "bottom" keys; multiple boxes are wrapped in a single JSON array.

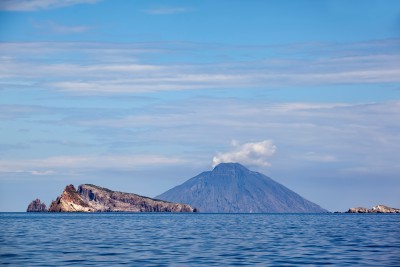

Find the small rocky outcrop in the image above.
[
  {"left": 47, "top": 184, "right": 196, "bottom": 212},
  {"left": 27, "top": 198, "right": 47, "bottom": 212},
  {"left": 347, "top": 207, "right": 369, "bottom": 213},
  {"left": 347, "top": 205, "right": 400, "bottom": 213}
]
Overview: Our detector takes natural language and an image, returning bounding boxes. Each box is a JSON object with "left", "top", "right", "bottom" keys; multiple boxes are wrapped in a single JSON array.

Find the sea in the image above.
[{"left": 1, "top": 213, "right": 399, "bottom": 266}]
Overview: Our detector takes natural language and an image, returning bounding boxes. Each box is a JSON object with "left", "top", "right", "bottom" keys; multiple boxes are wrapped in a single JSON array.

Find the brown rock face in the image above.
[
  {"left": 347, "top": 207, "right": 369, "bottom": 213},
  {"left": 27, "top": 199, "right": 47, "bottom": 212},
  {"left": 48, "top": 184, "right": 195, "bottom": 212},
  {"left": 346, "top": 205, "right": 400, "bottom": 213},
  {"left": 48, "top": 184, "right": 91, "bottom": 212},
  {"left": 370, "top": 205, "right": 400, "bottom": 213}
]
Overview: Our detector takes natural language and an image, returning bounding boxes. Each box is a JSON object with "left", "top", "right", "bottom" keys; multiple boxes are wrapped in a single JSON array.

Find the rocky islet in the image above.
[
  {"left": 26, "top": 199, "right": 48, "bottom": 212},
  {"left": 346, "top": 205, "right": 400, "bottom": 213},
  {"left": 28, "top": 184, "right": 196, "bottom": 212}
]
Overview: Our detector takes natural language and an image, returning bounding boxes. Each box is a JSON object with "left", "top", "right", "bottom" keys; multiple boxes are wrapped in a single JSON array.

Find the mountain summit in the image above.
[{"left": 156, "top": 163, "right": 327, "bottom": 213}]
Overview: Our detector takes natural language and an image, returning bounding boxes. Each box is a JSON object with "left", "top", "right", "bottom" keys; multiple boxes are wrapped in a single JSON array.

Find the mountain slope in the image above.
[
  {"left": 156, "top": 163, "right": 327, "bottom": 213},
  {"left": 47, "top": 184, "right": 195, "bottom": 212}
]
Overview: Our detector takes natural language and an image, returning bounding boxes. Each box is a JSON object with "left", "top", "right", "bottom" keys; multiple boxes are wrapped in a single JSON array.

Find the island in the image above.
[
  {"left": 346, "top": 205, "right": 400, "bottom": 213},
  {"left": 27, "top": 184, "right": 196, "bottom": 212},
  {"left": 26, "top": 198, "right": 48, "bottom": 212}
]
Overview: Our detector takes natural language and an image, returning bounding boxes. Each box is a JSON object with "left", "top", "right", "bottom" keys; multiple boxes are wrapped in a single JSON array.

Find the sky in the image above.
[{"left": 1, "top": 0, "right": 399, "bottom": 212}]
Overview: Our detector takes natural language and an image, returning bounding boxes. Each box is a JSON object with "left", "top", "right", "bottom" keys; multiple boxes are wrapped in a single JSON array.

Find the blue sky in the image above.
[{"left": 1, "top": 0, "right": 399, "bottom": 211}]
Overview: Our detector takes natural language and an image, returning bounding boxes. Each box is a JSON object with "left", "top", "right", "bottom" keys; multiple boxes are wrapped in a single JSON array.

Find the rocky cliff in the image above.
[
  {"left": 47, "top": 184, "right": 195, "bottom": 212},
  {"left": 48, "top": 184, "right": 91, "bottom": 212},
  {"left": 157, "top": 162, "right": 327, "bottom": 213},
  {"left": 27, "top": 198, "right": 47, "bottom": 212},
  {"left": 347, "top": 205, "right": 400, "bottom": 213}
]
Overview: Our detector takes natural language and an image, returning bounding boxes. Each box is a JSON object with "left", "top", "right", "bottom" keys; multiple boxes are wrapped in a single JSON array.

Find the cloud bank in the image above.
[{"left": 212, "top": 140, "right": 277, "bottom": 167}]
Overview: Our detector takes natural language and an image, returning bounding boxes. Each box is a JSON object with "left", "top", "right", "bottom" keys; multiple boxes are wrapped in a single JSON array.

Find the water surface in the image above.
[{"left": 1, "top": 213, "right": 399, "bottom": 266}]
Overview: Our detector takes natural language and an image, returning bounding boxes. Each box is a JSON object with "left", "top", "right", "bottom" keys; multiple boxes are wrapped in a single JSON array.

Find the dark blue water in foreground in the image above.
[{"left": 1, "top": 213, "right": 399, "bottom": 266}]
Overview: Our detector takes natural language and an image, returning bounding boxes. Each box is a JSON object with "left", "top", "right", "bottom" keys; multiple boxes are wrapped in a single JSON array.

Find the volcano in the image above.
[{"left": 156, "top": 163, "right": 327, "bottom": 213}]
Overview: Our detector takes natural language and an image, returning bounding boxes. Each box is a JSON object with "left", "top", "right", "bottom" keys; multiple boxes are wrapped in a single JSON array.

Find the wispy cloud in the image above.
[
  {"left": 0, "top": 154, "right": 187, "bottom": 177},
  {"left": 0, "top": 104, "right": 47, "bottom": 119},
  {"left": 10, "top": 170, "right": 57, "bottom": 176},
  {"left": 144, "top": 6, "right": 193, "bottom": 15},
  {"left": 0, "top": 0, "right": 101, "bottom": 11},
  {"left": 213, "top": 140, "right": 277, "bottom": 167},
  {"left": 0, "top": 143, "right": 28, "bottom": 152},
  {"left": 33, "top": 21, "right": 91, "bottom": 34},
  {"left": 1, "top": 40, "right": 399, "bottom": 94},
  {"left": 1, "top": 97, "right": 399, "bottom": 196},
  {"left": 55, "top": 99, "right": 399, "bottom": 175},
  {"left": 1, "top": 39, "right": 400, "bottom": 185},
  {"left": 303, "top": 152, "right": 337, "bottom": 162}
]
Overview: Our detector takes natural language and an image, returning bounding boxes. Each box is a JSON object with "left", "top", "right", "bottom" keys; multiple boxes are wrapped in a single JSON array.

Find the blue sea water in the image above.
[{"left": 1, "top": 213, "right": 399, "bottom": 266}]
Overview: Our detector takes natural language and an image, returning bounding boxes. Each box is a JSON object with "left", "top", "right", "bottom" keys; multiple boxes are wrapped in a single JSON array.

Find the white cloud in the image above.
[
  {"left": 144, "top": 7, "right": 192, "bottom": 15},
  {"left": 212, "top": 140, "right": 277, "bottom": 167},
  {"left": 0, "top": 0, "right": 101, "bottom": 11},
  {"left": 35, "top": 21, "right": 91, "bottom": 34},
  {"left": 266, "top": 103, "right": 355, "bottom": 112},
  {"left": 18, "top": 170, "right": 57, "bottom": 176},
  {"left": 27, "top": 20, "right": 91, "bottom": 35},
  {"left": 303, "top": 152, "right": 337, "bottom": 162},
  {"left": 0, "top": 154, "right": 187, "bottom": 176},
  {"left": 1, "top": 41, "right": 400, "bottom": 94}
]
